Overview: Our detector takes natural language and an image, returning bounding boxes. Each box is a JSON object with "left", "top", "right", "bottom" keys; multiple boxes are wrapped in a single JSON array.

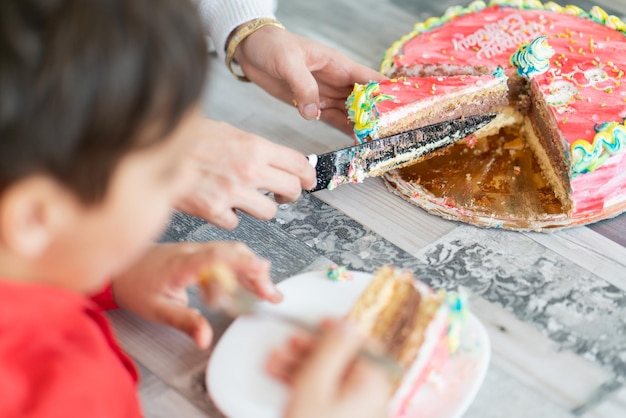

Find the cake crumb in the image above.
[
  {"left": 503, "top": 138, "right": 525, "bottom": 150},
  {"left": 327, "top": 264, "right": 353, "bottom": 282}
]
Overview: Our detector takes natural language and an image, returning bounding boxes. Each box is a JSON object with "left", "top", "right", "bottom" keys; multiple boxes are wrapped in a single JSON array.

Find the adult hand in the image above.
[
  {"left": 266, "top": 320, "right": 392, "bottom": 418},
  {"left": 111, "top": 242, "right": 280, "bottom": 349},
  {"left": 175, "top": 118, "right": 316, "bottom": 229},
  {"left": 235, "top": 26, "right": 386, "bottom": 134}
]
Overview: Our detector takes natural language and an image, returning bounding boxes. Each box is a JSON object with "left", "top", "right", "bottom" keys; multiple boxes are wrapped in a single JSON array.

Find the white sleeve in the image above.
[{"left": 194, "top": 0, "right": 278, "bottom": 61}]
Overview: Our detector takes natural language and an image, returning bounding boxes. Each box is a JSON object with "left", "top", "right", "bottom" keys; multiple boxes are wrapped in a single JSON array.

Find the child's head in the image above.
[{"left": 0, "top": 0, "right": 208, "bottom": 292}]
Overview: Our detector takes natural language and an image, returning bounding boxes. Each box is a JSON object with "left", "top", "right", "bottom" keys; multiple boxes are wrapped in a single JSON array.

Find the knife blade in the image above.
[{"left": 306, "top": 114, "right": 497, "bottom": 192}]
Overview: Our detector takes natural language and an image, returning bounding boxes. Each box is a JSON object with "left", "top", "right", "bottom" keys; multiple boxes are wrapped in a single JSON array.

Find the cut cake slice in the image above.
[
  {"left": 346, "top": 73, "right": 509, "bottom": 144},
  {"left": 347, "top": 266, "right": 466, "bottom": 417}
]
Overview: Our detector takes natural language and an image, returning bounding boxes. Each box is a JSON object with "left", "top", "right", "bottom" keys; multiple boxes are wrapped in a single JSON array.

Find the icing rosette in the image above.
[
  {"left": 522, "top": 0, "right": 543, "bottom": 9},
  {"left": 589, "top": 6, "right": 609, "bottom": 23},
  {"left": 443, "top": 5, "right": 465, "bottom": 20},
  {"left": 606, "top": 15, "right": 626, "bottom": 32},
  {"left": 563, "top": 4, "right": 588, "bottom": 17},
  {"left": 346, "top": 82, "right": 394, "bottom": 144},
  {"left": 542, "top": 1, "right": 564, "bottom": 12},
  {"left": 571, "top": 121, "right": 626, "bottom": 176},
  {"left": 510, "top": 35, "right": 555, "bottom": 79}
]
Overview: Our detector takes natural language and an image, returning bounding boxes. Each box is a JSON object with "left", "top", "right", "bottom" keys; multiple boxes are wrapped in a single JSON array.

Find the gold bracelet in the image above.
[{"left": 225, "top": 17, "right": 286, "bottom": 82}]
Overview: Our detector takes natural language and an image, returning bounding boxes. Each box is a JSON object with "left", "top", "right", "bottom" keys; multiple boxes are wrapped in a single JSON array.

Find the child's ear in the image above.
[{"left": 0, "top": 176, "right": 76, "bottom": 258}]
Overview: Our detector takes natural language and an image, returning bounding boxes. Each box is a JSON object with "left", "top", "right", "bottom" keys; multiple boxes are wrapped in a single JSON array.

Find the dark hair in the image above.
[{"left": 0, "top": 0, "right": 208, "bottom": 203}]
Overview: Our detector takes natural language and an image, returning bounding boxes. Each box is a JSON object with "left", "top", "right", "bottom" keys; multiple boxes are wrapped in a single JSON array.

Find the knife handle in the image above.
[
  {"left": 306, "top": 153, "right": 337, "bottom": 193},
  {"left": 306, "top": 154, "right": 323, "bottom": 193},
  {"left": 306, "top": 154, "right": 317, "bottom": 168}
]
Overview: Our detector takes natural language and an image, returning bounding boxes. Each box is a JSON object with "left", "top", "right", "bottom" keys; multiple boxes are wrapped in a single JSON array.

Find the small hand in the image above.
[
  {"left": 175, "top": 118, "right": 316, "bottom": 229},
  {"left": 111, "top": 242, "right": 280, "bottom": 349},
  {"left": 266, "top": 320, "right": 393, "bottom": 418},
  {"left": 236, "top": 27, "right": 386, "bottom": 134}
]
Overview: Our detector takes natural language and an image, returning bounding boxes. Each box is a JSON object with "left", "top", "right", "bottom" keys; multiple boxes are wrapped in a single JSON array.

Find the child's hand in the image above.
[
  {"left": 267, "top": 320, "right": 393, "bottom": 418},
  {"left": 111, "top": 242, "right": 280, "bottom": 349}
]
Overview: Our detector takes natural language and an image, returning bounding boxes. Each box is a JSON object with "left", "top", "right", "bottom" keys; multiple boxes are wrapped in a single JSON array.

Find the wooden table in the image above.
[{"left": 108, "top": 0, "right": 626, "bottom": 417}]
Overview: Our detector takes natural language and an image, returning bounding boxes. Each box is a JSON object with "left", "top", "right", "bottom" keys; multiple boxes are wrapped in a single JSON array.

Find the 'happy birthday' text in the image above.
[{"left": 452, "top": 14, "right": 545, "bottom": 59}]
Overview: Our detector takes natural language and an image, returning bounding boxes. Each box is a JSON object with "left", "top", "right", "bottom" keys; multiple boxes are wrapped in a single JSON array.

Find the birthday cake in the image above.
[
  {"left": 372, "top": 0, "right": 626, "bottom": 230},
  {"left": 347, "top": 265, "right": 466, "bottom": 417}
]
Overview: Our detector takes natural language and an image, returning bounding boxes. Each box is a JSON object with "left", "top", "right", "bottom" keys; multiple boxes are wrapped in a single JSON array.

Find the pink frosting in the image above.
[
  {"left": 571, "top": 152, "right": 626, "bottom": 213},
  {"left": 374, "top": 75, "right": 501, "bottom": 114},
  {"left": 392, "top": 328, "right": 450, "bottom": 417}
]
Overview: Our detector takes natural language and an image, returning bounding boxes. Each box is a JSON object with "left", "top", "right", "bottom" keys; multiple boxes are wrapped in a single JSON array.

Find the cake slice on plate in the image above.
[{"left": 347, "top": 265, "right": 467, "bottom": 417}]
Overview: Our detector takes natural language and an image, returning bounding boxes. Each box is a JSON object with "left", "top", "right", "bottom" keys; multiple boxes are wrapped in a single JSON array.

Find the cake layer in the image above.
[{"left": 347, "top": 266, "right": 408, "bottom": 335}]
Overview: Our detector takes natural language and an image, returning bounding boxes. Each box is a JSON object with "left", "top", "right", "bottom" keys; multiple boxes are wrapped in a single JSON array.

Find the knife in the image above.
[{"left": 306, "top": 114, "right": 497, "bottom": 192}]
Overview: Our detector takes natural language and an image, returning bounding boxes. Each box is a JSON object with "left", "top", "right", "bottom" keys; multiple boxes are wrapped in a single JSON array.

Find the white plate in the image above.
[{"left": 207, "top": 270, "right": 490, "bottom": 418}]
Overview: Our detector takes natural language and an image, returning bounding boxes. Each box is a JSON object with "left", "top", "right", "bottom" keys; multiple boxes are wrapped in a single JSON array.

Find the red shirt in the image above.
[{"left": 0, "top": 281, "right": 142, "bottom": 418}]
